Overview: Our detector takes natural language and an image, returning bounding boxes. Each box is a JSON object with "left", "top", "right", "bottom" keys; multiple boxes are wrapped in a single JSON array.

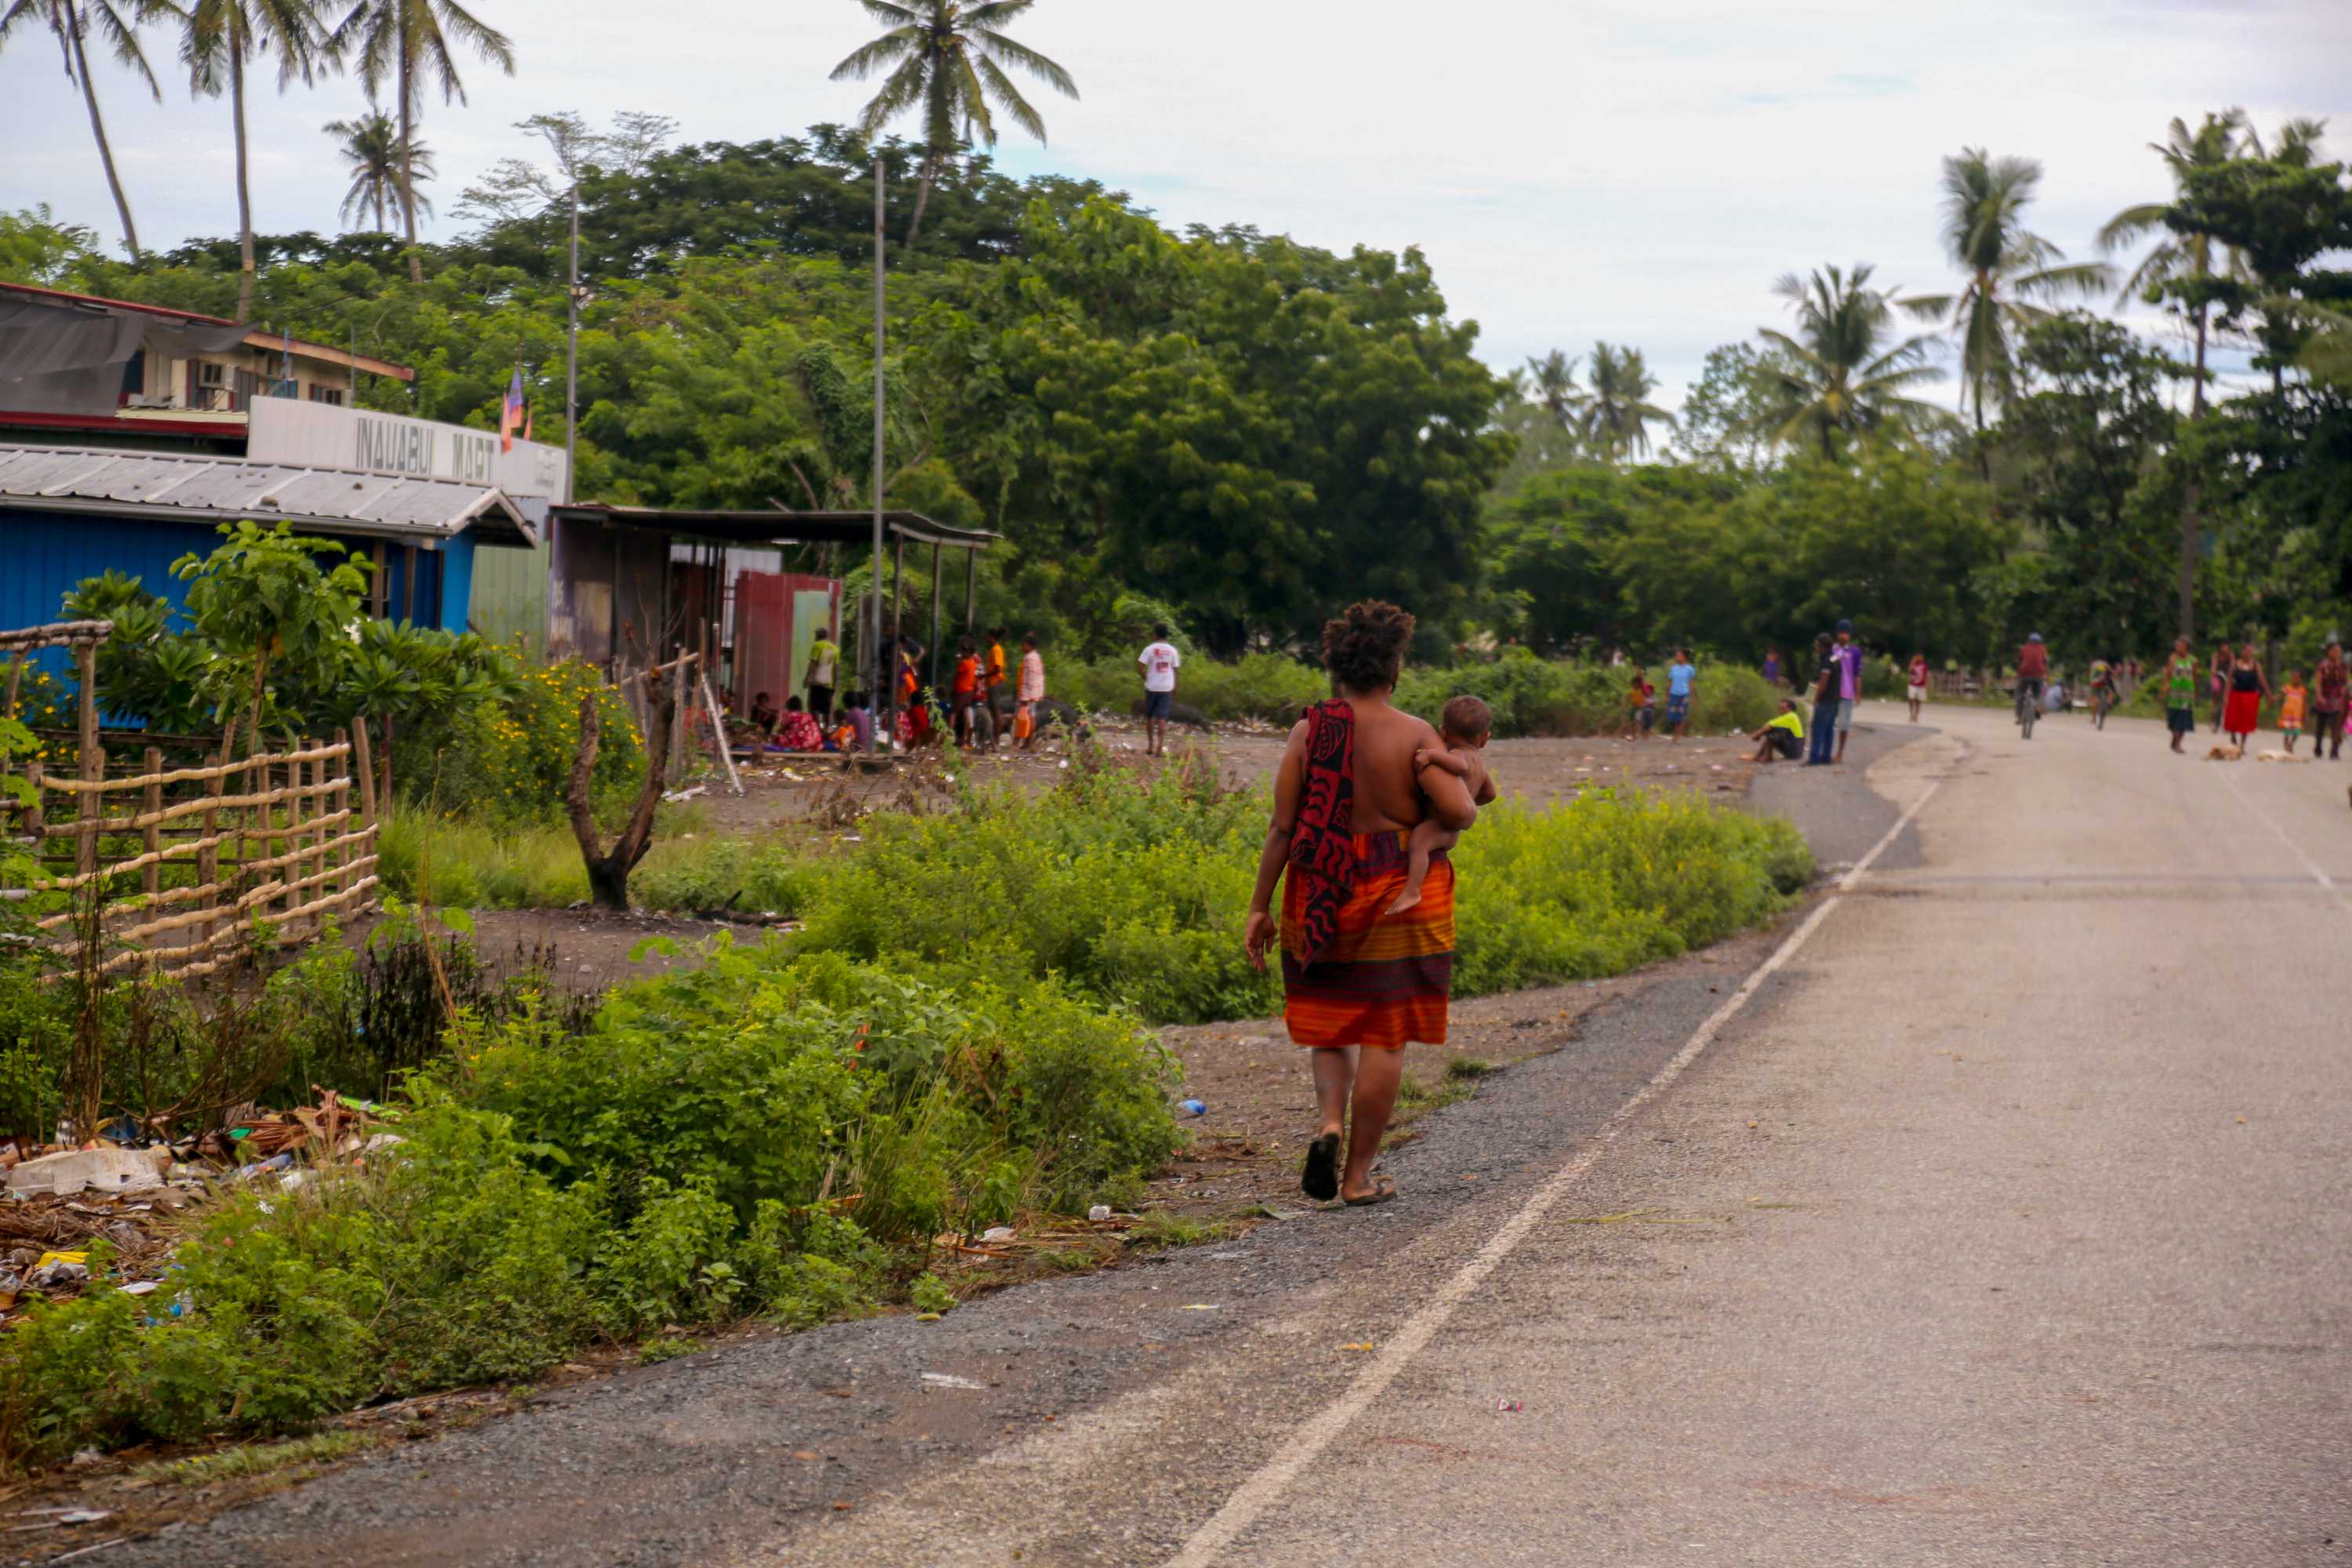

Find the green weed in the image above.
[{"left": 129, "top": 1430, "right": 377, "bottom": 1488}]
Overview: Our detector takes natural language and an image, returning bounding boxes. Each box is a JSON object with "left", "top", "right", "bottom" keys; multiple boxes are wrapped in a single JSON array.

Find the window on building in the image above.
[
  {"left": 197, "top": 361, "right": 227, "bottom": 387},
  {"left": 307, "top": 385, "right": 346, "bottom": 406}
]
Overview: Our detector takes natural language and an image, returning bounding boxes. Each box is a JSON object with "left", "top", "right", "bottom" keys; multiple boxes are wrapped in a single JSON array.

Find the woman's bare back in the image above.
[{"left": 1347, "top": 700, "right": 1440, "bottom": 835}]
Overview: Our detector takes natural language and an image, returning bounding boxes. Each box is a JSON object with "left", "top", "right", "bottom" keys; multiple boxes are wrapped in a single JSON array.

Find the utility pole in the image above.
[
  {"left": 564, "top": 176, "right": 583, "bottom": 505},
  {"left": 868, "top": 154, "right": 887, "bottom": 756}
]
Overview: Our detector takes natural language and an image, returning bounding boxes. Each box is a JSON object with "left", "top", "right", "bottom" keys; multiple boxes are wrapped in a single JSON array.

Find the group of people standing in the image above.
[{"left": 2158, "top": 637, "right": 2349, "bottom": 757}]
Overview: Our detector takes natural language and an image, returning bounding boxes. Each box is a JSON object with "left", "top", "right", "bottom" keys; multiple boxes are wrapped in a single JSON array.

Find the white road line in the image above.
[
  {"left": 2221, "top": 768, "right": 2348, "bottom": 910},
  {"left": 1164, "top": 772, "right": 1946, "bottom": 1567}
]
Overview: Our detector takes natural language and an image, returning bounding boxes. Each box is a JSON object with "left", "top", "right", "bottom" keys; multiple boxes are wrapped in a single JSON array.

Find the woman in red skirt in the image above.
[{"left": 2222, "top": 643, "right": 2269, "bottom": 755}]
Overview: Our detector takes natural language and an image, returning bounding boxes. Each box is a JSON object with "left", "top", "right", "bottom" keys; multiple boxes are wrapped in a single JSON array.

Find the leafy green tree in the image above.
[
  {"left": 1669, "top": 343, "right": 1788, "bottom": 470},
  {"left": 829, "top": 0, "right": 1078, "bottom": 245},
  {"left": 1611, "top": 448, "right": 2011, "bottom": 663},
  {"left": 327, "top": 0, "right": 514, "bottom": 282},
  {"left": 2096, "top": 112, "right": 2253, "bottom": 418},
  {"left": 0, "top": 204, "right": 100, "bottom": 283},
  {"left": 1579, "top": 342, "right": 1672, "bottom": 464},
  {"left": 1997, "top": 314, "right": 2183, "bottom": 654},
  {"left": 325, "top": 107, "right": 434, "bottom": 231},
  {"left": 0, "top": 0, "right": 182, "bottom": 259},
  {"left": 1904, "top": 149, "right": 2113, "bottom": 446},
  {"left": 1486, "top": 464, "right": 1730, "bottom": 651},
  {"left": 2165, "top": 122, "right": 2352, "bottom": 391},
  {"left": 180, "top": 0, "right": 331, "bottom": 321},
  {"left": 1756, "top": 263, "right": 1948, "bottom": 459}
]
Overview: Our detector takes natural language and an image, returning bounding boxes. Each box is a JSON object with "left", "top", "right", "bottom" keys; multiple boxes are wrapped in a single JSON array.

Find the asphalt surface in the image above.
[{"left": 100, "top": 705, "right": 2352, "bottom": 1566}]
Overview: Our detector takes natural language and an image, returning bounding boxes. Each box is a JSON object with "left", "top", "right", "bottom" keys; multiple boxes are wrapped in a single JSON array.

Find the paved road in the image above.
[{"left": 112, "top": 706, "right": 2351, "bottom": 1566}]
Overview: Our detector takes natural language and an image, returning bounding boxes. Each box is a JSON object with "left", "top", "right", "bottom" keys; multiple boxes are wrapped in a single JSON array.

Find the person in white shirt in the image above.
[{"left": 1138, "top": 623, "right": 1182, "bottom": 757}]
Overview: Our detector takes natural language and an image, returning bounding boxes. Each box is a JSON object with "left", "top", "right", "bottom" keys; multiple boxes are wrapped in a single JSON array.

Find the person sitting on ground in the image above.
[
  {"left": 2045, "top": 677, "right": 2067, "bottom": 713},
  {"left": 1664, "top": 648, "right": 1696, "bottom": 741},
  {"left": 775, "top": 695, "right": 824, "bottom": 752},
  {"left": 1387, "top": 695, "right": 1499, "bottom": 916},
  {"left": 1750, "top": 698, "right": 1806, "bottom": 764},
  {"left": 1624, "top": 665, "right": 1656, "bottom": 740},
  {"left": 749, "top": 690, "right": 780, "bottom": 740},
  {"left": 838, "top": 689, "right": 873, "bottom": 753}
]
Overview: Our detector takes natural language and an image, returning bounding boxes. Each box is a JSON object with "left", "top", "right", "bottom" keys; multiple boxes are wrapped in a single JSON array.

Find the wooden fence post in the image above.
[
  {"left": 141, "top": 745, "right": 162, "bottom": 903},
  {"left": 350, "top": 719, "right": 378, "bottom": 828},
  {"left": 74, "top": 641, "right": 101, "bottom": 887},
  {"left": 281, "top": 750, "right": 302, "bottom": 934},
  {"left": 198, "top": 749, "right": 223, "bottom": 957},
  {"left": 331, "top": 731, "right": 352, "bottom": 918}
]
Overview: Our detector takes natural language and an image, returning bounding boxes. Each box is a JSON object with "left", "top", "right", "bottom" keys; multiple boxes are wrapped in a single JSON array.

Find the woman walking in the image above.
[
  {"left": 2313, "top": 640, "right": 2348, "bottom": 761},
  {"left": 2161, "top": 637, "right": 2199, "bottom": 754},
  {"left": 1243, "top": 601, "right": 1479, "bottom": 1208},
  {"left": 2221, "top": 643, "right": 2268, "bottom": 756}
]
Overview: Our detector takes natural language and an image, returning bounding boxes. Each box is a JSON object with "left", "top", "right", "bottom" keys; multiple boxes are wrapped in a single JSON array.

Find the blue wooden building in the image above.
[{"left": 0, "top": 445, "right": 537, "bottom": 667}]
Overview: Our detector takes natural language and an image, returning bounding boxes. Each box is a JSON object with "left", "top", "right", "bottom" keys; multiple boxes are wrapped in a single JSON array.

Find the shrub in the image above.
[
  {"left": 410, "top": 659, "right": 642, "bottom": 823},
  {"left": 1396, "top": 650, "right": 1780, "bottom": 738}
]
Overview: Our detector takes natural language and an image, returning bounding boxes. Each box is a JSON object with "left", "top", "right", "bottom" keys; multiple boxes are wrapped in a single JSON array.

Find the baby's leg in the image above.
[{"left": 1385, "top": 819, "right": 1460, "bottom": 915}]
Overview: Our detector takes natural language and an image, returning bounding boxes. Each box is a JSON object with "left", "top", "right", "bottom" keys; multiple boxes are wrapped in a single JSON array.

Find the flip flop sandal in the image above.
[
  {"left": 1343, "top": 1178, "right": 1398, "bottom": 1207},
  {"left": 1301, "top": 1132, "right": 1341, "bottom": 1202}
]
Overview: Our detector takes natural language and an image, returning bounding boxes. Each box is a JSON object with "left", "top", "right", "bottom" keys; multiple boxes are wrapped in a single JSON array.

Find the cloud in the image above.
[{"left": 2, "top": 0, "right": 2344, "bottom": 415}]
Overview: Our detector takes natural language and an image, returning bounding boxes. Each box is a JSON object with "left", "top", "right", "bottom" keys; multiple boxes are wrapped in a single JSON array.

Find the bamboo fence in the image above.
[
  {"left": 9, "top": 735, "right": 379, "bottom": 980},
  {"left": 2, "top": 619, "right": 378, "bottom": 981}
]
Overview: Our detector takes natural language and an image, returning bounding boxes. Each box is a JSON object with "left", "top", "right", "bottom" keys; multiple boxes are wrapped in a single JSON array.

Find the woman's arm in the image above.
[{"left": 1243, "top": 721, "right": 1311, "bottom": 971}]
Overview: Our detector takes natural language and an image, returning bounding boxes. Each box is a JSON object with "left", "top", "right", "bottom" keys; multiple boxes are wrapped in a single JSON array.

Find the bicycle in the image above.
[
  {"left": 2090, "top": 683, "right": 2114, "bottom": 730},
  {"left": 2015, "top": 678, "right": 2041, "bottom": 740}
]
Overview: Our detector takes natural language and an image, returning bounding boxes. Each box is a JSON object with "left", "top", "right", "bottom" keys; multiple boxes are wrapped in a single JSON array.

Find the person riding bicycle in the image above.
[
  {"left": 2015, "top": 633, "right": 2049, "bottom": 731},
  {"left": 2088, "top": 655, "right": 2117, "bottom": 721}
]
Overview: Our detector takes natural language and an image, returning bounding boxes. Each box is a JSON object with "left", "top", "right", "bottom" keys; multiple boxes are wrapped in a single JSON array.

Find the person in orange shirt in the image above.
[{"left": 950, "top": 637, "right": 982, "bottom": 746}]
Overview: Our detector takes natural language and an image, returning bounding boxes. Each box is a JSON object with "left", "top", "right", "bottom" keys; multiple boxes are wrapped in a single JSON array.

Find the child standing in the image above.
[
  {"left": 1906, "top": 652, "right": 1930, "bottom": 722},
  {"left": 1388, "top": 695, "right": 1499, "bottom": 916},
  {"left": 1664, "top": 648, "right": 1695, "bottom": 741},
  {"left": 1016, "top": 633, "right": 1046, "bottom": 750},
  {"left": 2280, "top": 670, "right": 2308, "bottom": 753},
  {"left": 1624, "top": 666, "right": 1656, "bottom": 741}
]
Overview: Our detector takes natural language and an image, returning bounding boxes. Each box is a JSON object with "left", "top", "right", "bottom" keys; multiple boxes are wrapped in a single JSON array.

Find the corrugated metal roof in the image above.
[{"left": 0, "top": 444, "right": 535, "bottom": 547}]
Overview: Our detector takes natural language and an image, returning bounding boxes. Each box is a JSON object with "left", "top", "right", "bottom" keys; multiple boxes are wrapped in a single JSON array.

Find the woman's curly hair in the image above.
[{"left": 1321, "top": 600, "right": 1416, "bottom": 693}]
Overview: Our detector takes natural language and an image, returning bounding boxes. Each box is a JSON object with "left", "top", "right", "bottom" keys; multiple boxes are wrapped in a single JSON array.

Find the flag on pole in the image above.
[{"left": 499, "top": 367, "right": 524, "bottom": 452}]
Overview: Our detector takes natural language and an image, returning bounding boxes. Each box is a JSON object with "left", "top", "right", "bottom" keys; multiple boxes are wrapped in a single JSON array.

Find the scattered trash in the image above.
[
  {"left": 920, "top": 1372, "right": 985, "bottom": 1390},
  {"left": 29, "top": 1252, "right": 89, "bottom": 1289},
  {"left": 1178, "top": 1304, "right": 1221, "bottom": 1311},
  {"left": 660, "top": 783, "right": 709, "bottom": 804},
  {"left": 8, "top": 1146, "right": 165, "bottom": 1198},
  {"left": 1496, "top": 1399, "right": 1523, "bottom": 1413},
  {"left": 1087, "top": 1205, "right": 1112, "bottom": 1222},
  {"left": 979, "top": 1226, "right": 1016, "bottom": 1243},
  {"left": 1177, "top": 1098, "right": 1207, "bottom": 1117},
  {"left": 1340, "top": 1341, "right": 1374, "bottom": 1352},
  {"left": 914, "top": 1312, "right": 942, "bottom": 1322},
  {"left": 116, "top": 1280, "right": 158, "bottom": 1297}
]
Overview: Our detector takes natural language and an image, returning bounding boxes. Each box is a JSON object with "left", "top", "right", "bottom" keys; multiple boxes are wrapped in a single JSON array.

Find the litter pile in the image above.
[{"left": 0, "top": 1089, "right": 401, "bottom": 1323}]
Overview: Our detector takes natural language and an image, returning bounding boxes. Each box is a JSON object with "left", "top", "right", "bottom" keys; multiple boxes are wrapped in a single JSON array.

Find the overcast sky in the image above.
[{"left": 5, "top": 0, "right": 2347, "bottom": 411}]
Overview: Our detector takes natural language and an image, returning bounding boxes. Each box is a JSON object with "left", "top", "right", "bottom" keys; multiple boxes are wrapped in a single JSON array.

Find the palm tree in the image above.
[
  {"left": 2096, "top": 112, "right": 2252, "bottom": 421},
  {"left": 1580, "top": 342, "right": 1674, "bottom": 463},
  {"left": 830, "top": 0, "right": 1078, "bottom": 245},
  {"left": 1523, "top": 349, "right": 1585, "bottom": 434},
  {"left": 1905, "top": 149, "right": 2114, "bottom": 442},
  {"left": 329, "top": 0, "right": 512, "bottom": 282},
  {"left": 1, "top": 0, "right": 184, "bottom": 260},
  {"left": 1757, "top": 263, "right": 1949, "bottom": 459},
  {"left": 180, "top": 0, "right": 328, "bottom": 321},
  {"left": 326, "top": 107, "right": 432, "bottom": 231}
]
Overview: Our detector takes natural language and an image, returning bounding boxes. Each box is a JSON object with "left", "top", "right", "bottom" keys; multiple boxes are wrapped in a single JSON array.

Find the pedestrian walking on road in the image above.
[
  {"left": 2313, "top": 640, "right": 2347, "bottom": 761},
  {"left": 1906, "top": 651, "right": 1930, "bottom": 722},
  {"left": 1243, "top": 601, "right": 1478, "bottom": 1209},
  {"left": 2279, "top": 671, "right": 2308, "bottom": 753},
  {"left": 1664, "top": 648, "right": 1696, "bottom": 742},
  {"left": 2209, "top": 645, "right": 2231, "bottom": 733},
  {"left": 2223, "top": 644, "right": 2268, "bottom": 754},
  {"left": 2161, "top": 637, "right": 2198, "bottom": 754}
]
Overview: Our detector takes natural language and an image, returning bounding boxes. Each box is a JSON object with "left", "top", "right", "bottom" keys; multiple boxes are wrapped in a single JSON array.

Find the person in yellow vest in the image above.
[{"left": 804, "top": 630, "right": 840, "bottom": 723}]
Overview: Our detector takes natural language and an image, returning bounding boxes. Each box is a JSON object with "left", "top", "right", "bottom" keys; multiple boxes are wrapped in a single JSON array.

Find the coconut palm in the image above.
[
  {"left": 1523, "top": 349, "right": 1585, "bottom": 434},
  {"left": 326, "top": 107, "right": 432, "bottom": 231},
  {"left": 328, "top": 0, "right": 512, "bottom": 282},
  {"left": 1, "top": 0, "right": 185, "bottom": 260},
  {"left": 2096, "top": 111, "right": 2254, "bottom": 420},
  {"left": 1757, "top": 263, "right": 1950, "bottom": 459},
  {"left": 180, "top": 0, "right": 329, "bottom": 321},
  {"left": 1580, "top": 342, "right": 1674, "bottom": 463},
  {"left": 1904, "top": 149, "right": 2114, "bottom": 437},
  {"left": 830, "top": 0, "right": 1078, "bottom": 245}
]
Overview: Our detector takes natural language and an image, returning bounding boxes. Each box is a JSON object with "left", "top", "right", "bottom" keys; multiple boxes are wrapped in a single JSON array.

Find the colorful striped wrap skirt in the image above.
[{"left": 1280, "top": 829, "right": 1453, "bottom": 1050}]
